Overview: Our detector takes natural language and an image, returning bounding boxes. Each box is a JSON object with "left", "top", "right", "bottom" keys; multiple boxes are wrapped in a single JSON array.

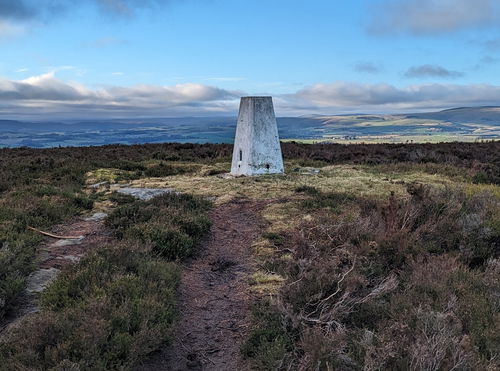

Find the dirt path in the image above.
[
  {"left": 0, "top": 214, "right": 114, "bottom": 334},
  {"left": 136, "top": 199, "right": 269, "bottom": 371}
]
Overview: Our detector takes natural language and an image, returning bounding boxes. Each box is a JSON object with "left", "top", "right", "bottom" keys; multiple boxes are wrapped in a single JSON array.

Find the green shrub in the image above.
[
  {"left": 143, "top": 162, "right": 200, "bottom": 178},
  {"left": 149, "top": 229, "right": 194, "bottom": 260},
  {"left": 106, "top": 193, "right": 211, "bottom": 260},
  {"left": 144, "top": 163, "right": 181, "bottom": 177},
  {"left": 262, "top": 232, "right": 285, "bottom": 246},
  {"left": 110, "top": 160, "right": 146, "bottom": 172},
  {"left": 242, "top": 301, "right": 294, "bottom": 370},
  {"left": 175, "top": 214, "right": 212, "bottom": 240},
  {"left": 0, "top": 244, "right": 180, "bottom": 369},
  {"left": 71, "top": 194, "right": 94, "bottom": 210}
]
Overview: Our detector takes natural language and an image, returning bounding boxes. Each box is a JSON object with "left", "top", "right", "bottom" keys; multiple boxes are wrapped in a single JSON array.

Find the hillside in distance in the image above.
[{"left": 0, "top": 106, "right": 499, "bottom": 148}]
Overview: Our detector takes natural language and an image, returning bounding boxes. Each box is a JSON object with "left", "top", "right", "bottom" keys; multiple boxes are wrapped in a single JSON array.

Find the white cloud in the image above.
[
  {"left": 0, "top": 72, "right": 241, "bottom": 118},
  {"left": 205, "top": 77, "right": 247, "bottom": 82},
  {"left": 0, "top": 20, "right": 24, "bottom": 37},
  {"left": 404, "top": 65, "right": 464, "bottom": 79},
  {"left": 281, "top": 82, "right": 500, "bottom": 113},
  {"left": 370, "top": 0, "right": 500, "bottom": 35},
  {"left": 3, "top": 73, "right": 500, "bottom": 118}
]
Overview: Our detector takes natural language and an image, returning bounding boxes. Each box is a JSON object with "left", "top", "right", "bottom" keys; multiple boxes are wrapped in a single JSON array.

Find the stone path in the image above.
[{"left": 0, "top": 212, "right": 113, "bottom": 334}]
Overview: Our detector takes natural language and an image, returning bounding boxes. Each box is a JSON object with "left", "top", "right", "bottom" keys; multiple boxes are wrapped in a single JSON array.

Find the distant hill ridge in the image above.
[{"left": 1, "top": 106, "right": 498, "bottom": 148}]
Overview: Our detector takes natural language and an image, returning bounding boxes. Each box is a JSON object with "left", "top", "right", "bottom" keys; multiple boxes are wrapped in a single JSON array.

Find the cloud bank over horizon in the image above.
[
  {"left": 0, "top": 72, "right": 240, "bottom": 118},
  {"left": 2, "top": 72, "right": 500, "bottom": 119}
]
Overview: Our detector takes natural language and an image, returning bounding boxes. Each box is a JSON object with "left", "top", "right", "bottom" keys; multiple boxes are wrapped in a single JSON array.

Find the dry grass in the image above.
[
  {"left": 86, "top": 168, "right": 134, "bottom": 184},
  {"left": 465, "top": 183, "right": 500, "bottom": 198},
  {"left": 249, "top": 272, "right": 286, "bottom": 294},
  {"left": 244, "top": 185, "right": 500, "bottom": 370},
  {"left": 261, "top": 203, "right": 300, "bottom": 235},
  {"left": 125, "top": 162, "right": 458, "bottom": 205}
]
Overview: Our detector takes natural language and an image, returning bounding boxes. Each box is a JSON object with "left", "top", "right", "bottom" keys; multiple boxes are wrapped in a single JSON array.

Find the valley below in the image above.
[{"left": 1, "top": 106, "right": 499, "bottom": 148}]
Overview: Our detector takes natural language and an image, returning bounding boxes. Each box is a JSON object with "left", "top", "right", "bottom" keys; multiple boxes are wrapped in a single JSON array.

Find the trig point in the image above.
[{"left": 230, "top": 96, "right": 284, "bottom": 176}]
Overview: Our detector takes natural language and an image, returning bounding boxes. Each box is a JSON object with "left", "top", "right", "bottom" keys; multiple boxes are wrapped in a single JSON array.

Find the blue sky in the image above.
[{"left": 1, "top": 0, "right": 500, "bottom": 118}]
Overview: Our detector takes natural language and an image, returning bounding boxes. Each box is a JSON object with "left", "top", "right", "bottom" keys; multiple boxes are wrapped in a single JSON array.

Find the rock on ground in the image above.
[{"left": 117, "top": 187, "right": 177, "bottom": 201}]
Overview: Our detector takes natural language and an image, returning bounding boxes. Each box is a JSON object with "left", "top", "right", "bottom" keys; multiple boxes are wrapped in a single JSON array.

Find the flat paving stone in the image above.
[
  {"left": 117, "top": 187, "right": 177, "bottom": 201},
  {"left": 53, "top": 236, "right": 84, "bottom": 247},
  {"left": 26, "top": 268, "right": 60, "bottom": 294},
  {"left": 84, "top": 212, "right": 108, "bottom": 222}
]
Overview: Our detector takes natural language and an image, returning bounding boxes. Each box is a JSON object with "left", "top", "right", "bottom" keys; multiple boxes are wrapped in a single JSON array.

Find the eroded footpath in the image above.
[{"left": 135, "top": 199, "right": 270, "bottom": 371}]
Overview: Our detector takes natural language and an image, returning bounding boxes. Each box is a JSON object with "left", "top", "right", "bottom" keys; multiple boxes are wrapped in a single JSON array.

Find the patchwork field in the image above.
[{"left": 1, "top": 106, "right": 499, "bottom": 148}]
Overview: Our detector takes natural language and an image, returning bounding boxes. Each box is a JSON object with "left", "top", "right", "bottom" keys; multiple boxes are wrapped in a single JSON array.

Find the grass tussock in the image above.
[
  {"left": 241, "top": 300, "right": 294, "bottom": 370},
  {"left": 244, "top": 186, "right": 500, "bottom": 370}
]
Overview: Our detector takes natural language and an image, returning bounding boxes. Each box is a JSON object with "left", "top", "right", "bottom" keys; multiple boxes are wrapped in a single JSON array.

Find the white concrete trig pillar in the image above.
[{"left": 230, "top": 97, "right": 284, "bottom": 176}]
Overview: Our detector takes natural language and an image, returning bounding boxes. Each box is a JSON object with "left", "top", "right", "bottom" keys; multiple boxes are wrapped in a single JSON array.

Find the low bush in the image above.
[
  {"left": 262, "top": 232, "right": 286, "bottom": 247},
  {"left": 0, "top": 244, "right": 180, "bottom": 369},
  {"left": 241, "top": 301, "right": 294, "bottom": 370},
  {"left": 149, "top": 228, "right": 194, "bottom": 260},
  {"left": 108, "top": 192, "right": 136, "bottom": 205},
  {"left": 106, "top": 193, "right": 212, "bottom": 260},
  {"left": 1, "top": 190, "right": 212, "bottom": 369},
  {"left": 245, "top": 186, "right": 500, "bottom": 370},
  {"left": 143, "top": 162, "right": 200, "bottom": 177}
]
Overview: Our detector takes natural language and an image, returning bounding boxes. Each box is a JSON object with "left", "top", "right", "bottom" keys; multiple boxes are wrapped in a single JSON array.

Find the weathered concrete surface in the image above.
[{"left": 230, "top": 96, "right": 284, "bottom": 176}]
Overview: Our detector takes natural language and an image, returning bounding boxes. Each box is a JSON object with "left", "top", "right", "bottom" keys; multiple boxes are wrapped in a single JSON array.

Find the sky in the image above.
[{"left": 1, "top": 0, "right": 500, "bottom": 119}]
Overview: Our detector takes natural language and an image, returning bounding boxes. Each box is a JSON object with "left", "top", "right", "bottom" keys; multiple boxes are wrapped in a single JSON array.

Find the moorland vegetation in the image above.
[{"left": 0, "top": 141, "right": 498, "bottom": 369}]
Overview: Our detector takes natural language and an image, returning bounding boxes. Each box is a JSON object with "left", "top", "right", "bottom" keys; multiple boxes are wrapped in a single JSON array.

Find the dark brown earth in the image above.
[{"left": 135, "top": 199, "right": 270, "bottom": 371}]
